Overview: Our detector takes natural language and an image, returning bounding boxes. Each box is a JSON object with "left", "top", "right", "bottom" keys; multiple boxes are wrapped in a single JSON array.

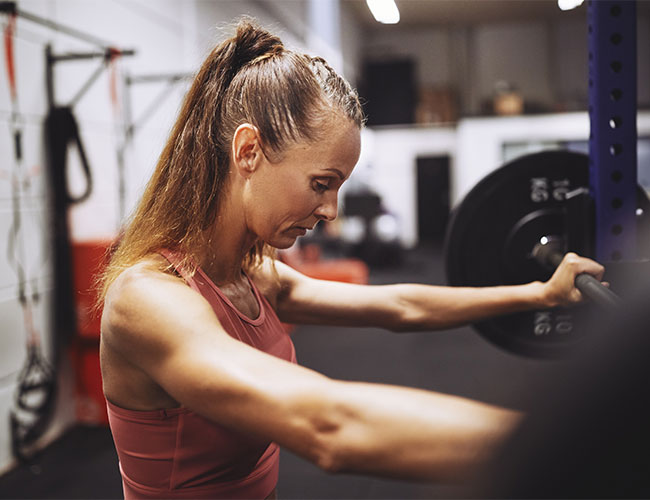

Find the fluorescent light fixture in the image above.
[
  {"left": 558, "top": 0, "right": 584, "bottom": 11},
  {"left": 366, "top": 0, "right": 400, "bottom": 24}
]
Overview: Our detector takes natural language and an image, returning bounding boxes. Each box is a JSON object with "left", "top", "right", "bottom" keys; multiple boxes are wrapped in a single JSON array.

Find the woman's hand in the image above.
[{"left": 542, "top": 252, "right": 606, "bottom": 308}]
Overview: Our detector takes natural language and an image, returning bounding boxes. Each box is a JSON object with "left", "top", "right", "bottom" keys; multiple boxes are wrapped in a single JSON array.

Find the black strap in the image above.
[
  {"left": 44, "top": 106, "right": 93, "bottom": 355},
  {"left": 45, "top": 106, "right": 93, "bottom": 204}
]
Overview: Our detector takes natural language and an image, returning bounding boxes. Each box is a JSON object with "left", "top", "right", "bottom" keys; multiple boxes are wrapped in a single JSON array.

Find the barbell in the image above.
[{"left": 444, "top": 150, "right": 650, "bottom": 358}]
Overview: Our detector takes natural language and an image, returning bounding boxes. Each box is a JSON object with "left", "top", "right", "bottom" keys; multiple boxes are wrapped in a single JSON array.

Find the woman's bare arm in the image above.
[
  {"left": 101, "top": 265, "right": 520, "bottom": 481},
  {"left": 269, "top": 253, "right": 604, "bottom": 331}
]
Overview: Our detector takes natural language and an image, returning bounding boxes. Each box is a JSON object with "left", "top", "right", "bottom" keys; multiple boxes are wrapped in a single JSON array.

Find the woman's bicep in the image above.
[{"left": 273, "top": 260, "right": 401, "bottom": 327}]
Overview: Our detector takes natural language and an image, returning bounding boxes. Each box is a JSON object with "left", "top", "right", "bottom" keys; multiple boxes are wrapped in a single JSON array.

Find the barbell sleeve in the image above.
[{"left": 532, "top": 242, "right": 623, "bottom": 311}]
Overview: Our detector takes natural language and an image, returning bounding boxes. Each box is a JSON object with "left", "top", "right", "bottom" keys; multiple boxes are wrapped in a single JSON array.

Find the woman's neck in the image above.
[{"left": 197, "top": 201, "right": 258, "bottom": 286}]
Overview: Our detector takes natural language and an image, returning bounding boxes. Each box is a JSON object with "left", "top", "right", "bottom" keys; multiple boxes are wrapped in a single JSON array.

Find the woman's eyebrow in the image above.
[{"left": 324, "top": 168, "right": 345, "bottom": 180}]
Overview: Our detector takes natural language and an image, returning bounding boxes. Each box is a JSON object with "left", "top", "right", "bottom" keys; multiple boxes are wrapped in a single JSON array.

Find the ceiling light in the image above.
[
  {"left": 558, "top": 0, "right": 584, "bottom": 11},
  {"left": 366, "top": 0, "right": 400, "bottom": 24}
]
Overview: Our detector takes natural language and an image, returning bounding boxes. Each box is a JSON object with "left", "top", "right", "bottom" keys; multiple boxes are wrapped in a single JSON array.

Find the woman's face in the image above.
[{"left": 244, "top": 118, "right": 361, "bottom": 249}]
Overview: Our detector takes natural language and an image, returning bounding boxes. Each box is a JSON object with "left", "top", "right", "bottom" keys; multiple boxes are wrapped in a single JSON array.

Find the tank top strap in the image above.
[{"left": 158, "top": 248, "right": 202, "bottom": 294}]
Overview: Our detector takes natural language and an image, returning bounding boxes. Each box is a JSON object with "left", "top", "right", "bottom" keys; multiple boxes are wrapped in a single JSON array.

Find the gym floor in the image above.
[{"left": 0, "top": 246, "right": 566, "bottom": 499}]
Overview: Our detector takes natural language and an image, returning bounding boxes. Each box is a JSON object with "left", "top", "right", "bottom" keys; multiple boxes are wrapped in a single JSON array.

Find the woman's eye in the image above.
[{"left": 314, "top": 181, "right": 329, "bottom": 193}]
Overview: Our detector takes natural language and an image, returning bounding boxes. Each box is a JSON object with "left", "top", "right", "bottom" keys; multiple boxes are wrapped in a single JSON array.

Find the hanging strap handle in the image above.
[
  {"left": 45, "top": 106, "right": 93, "bottom": 205},
  {"left": 67, "top": 108, "right": 93, "bottom": 203}
]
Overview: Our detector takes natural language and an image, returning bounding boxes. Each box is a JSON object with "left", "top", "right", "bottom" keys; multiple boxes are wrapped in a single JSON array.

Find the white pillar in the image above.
[{"left": 307, "top": 0, "right": 342, "bottom": 72}]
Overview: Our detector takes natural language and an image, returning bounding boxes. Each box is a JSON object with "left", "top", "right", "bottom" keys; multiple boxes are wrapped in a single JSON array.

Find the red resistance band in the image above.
[
  {"left": 108, "top": 47, "right": 121, "bottom": 113},
  {"left": 4, "top": 13, "right": 16, "bottom": 100}
]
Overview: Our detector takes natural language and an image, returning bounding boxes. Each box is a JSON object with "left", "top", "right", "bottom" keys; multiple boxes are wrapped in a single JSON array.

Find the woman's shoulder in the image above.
[
  {"left": 109, "top": 255, "right": 178, "bottom": 294},
  {"left": 103, "top": 256, "right": 192, "bottom": 330}
]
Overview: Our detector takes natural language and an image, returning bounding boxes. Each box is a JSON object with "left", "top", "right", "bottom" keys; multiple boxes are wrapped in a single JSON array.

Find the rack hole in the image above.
[
  {"left": 611, "top": 170, "right": 623, "bottom": 182},
  {"left": 611, "top": 250, "right": 622, "bottom": 261},
  {"left": 612, "top": 224, "right": 623, "bottom": 235},
  {"left": 610, "top": 33, "right": 622, "bottom": 45},
  {"left": 609, "top": 143, "right": 623, "bottom": 156},
  {"left": 609, "top": 116, "right": 622, "bottom": 129},
  {"left": 610, "top": 88, "right": 623, "bottom": 101},
  {"left": 611, "top": 198, "right": 623, "bottom": 209},
  {"left": 610, "top": 61, "right": 622, "bottom": 73},
  {"left": 610, "top": 4, "right": 622, "bottom": 16}
]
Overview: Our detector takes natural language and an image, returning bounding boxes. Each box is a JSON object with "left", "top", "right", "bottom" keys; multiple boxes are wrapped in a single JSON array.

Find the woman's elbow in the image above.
[
  {"left": 387, "top": 309, "right": 433, "bottom": 333},
  {"left": 292, "top": 400, "right": 358, "bottom": 474},
  {"left": 298, "top": 419, "right": 349, "bottom": 474},
  {"left": 312, "top": 444, "right": 345, "bottom": 474},
  {"left": 310, "top": 432, "right": 367, "bottom": 475}
]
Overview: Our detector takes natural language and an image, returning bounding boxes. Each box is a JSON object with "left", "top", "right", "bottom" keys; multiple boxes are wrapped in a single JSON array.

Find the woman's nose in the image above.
[{"left": 314, "top": 193, "right": 338, "bottom": 221}]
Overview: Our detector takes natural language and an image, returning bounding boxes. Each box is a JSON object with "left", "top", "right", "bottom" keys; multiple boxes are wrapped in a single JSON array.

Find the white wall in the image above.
[
  {"left": 354, "top": 126, "right": 456, "bottom": 248},
  {"left": 356, "top": 112, "right": 650, "bottom": 248},
  {"left": 454, "top": 112, "right": 589, "bottom": 204}
]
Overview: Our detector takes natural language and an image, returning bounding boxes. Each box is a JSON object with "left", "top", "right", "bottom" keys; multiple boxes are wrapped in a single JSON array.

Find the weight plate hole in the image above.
[
  {"left": 611, "top": 170, "right": 623, "bottom": 182},
  {"left": 610, "top": 88, "right": 623, "bottom": 101},
  {"left": 609, "top": 143, "right": 623, "bottom": 156},
  {"left": 610, "top": 33, "right": 622, "bottom": 45},
  {"left": 612, "top": 224, "right": 623, "bottom": 235},
  {"left": 610, "top": 61, "right": 622, "bottom": 73},
  {"left": 611, "top": 198, "right": 623, "bottom": 209},
  {"left": 609, "top": 116, "right": 622, "bottom": 129}
]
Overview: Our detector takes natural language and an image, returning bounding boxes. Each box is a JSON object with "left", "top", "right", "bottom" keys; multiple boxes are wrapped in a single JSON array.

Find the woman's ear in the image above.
[{"left": 231, "top": 123, "right": 262, "bottom": 178}]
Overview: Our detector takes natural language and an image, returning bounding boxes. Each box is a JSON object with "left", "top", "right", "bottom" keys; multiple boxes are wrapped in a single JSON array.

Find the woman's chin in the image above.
[{"left": 265, "top": 235, "right": 299, "bottom": 250}]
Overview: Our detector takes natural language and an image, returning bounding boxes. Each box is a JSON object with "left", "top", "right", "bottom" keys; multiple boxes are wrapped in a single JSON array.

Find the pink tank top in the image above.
[{"left": 106, "top": 251, "right": 297, "bottom": 499}]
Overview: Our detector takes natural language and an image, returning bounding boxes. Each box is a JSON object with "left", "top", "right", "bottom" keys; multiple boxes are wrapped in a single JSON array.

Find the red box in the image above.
[{"left": 71, "top": 240, "right": 113, "bottom": 338}]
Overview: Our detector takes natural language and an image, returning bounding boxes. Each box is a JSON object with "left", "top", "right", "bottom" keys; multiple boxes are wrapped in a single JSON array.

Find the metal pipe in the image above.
[{"left": 1, "top": 1, "right": 115, "bottom": 49}]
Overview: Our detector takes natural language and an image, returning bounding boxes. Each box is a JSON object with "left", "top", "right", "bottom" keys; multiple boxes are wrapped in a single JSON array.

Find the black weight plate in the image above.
[
  {"left": 445, "top": 150, "right": 589, "bottom": 357},
  {"left": 445, "top": 150, "right": 650, "bottom": 358}
]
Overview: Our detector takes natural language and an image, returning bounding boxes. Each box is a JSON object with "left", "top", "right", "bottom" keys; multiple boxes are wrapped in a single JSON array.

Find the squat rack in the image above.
[{"left": 588, "top": 0, "right": 638, "bottom": 262}]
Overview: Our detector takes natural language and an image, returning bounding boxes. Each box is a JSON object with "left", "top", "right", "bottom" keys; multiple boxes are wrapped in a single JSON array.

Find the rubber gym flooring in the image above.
[{"left": 0, "top": 245, "right": 568, "bottom": 499}]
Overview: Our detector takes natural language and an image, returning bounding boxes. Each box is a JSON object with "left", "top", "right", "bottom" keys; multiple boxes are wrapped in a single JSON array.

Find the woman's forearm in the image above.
[
  {"left": 387, "top": 251, "right": 606, "bottom": 332},
  {"left": 300, "top": 379, "right": 522, "bottom": 481},
  {"left": 387, "top": 281, "right": 547, "bottom": 332}
]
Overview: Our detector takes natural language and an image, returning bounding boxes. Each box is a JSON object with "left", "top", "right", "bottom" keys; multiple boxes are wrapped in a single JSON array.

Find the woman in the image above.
[{"left": 99, "top": 18, "right": 604, "bottom": 499}]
